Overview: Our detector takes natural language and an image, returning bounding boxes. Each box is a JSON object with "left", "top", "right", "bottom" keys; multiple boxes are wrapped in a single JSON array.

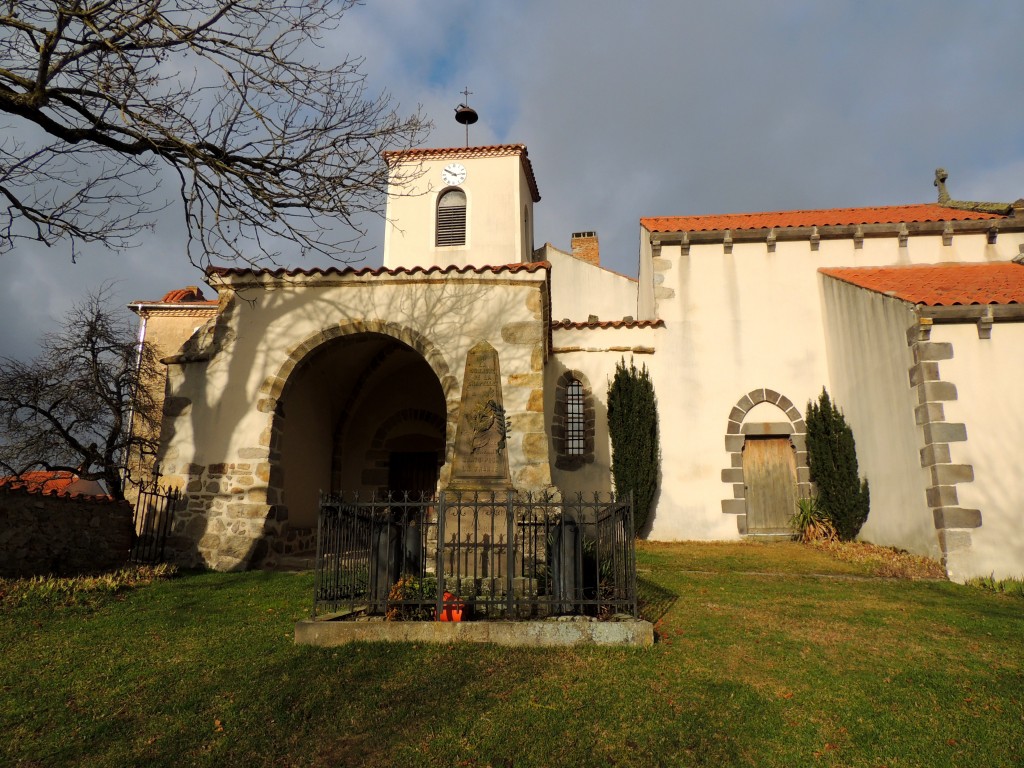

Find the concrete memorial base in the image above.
[{"left": 295, "top": 617, "right": 654, "bottom": 648}]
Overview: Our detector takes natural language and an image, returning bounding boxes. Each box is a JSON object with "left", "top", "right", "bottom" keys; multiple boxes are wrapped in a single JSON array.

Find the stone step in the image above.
[
  {"left": 272, "top": 552, "right": 315, "bottom": 571},
  {"left": 742, "top": 532, "right": 796, "bottom": 542}
]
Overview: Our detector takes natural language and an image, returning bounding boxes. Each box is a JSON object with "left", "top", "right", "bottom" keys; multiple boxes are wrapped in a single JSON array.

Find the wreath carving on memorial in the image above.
[{"left": 467, "top": 399, "right": 509, "bottom": 454}]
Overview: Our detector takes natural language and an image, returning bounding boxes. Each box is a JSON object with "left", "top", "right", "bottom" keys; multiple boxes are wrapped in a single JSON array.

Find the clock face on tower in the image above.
[{"left": 441, "top": 162, "right": 467, "bottom": 186}]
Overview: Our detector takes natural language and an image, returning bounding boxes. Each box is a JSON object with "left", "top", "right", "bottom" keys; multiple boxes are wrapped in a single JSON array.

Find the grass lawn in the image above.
[{"left": 2, "top": 541, "right": 1022, "bottom": 767}]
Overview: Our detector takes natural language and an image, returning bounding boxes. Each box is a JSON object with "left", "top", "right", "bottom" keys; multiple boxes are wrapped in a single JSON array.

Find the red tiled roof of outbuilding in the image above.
[
  {"left": 0, "top": 471, "right": 110, "bottom": 499},
  {"left": 642, "top": 203, "right": 1008, "bottom": 233},
  {"left": 819, "top": 262, "right": 1024, "bottom": 306},
  {"left": 131, "top": 286, "right": 219, "bottom": 307}
]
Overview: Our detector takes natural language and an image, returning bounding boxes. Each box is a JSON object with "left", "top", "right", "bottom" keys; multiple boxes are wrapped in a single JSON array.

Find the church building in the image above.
[{"left": 132, "top": 143, "right": 1024, "bottom": 582}]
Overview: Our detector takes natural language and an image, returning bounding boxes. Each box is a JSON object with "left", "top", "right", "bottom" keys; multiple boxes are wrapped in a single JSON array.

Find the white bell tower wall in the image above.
[{"left": 382, "top": 145, "right": 540, "bottom": 270}]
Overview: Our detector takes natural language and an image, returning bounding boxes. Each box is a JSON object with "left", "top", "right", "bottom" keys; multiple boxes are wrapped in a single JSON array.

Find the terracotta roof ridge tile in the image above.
[
  {"left": 382, "top": 144, "right": 527, "bottom": 161},
  {"left": 206, "top": 262, "right": 551, "bottom": 279},
  {"left": 0, "top": 483, "right": 117, "bottom": 501},
  {"left": 642, "top": 202, "right": 1009, "bottom": 232},
  {"left": 552, "top": 319, "right": 665, "bottom": 330},
  {"left": 0, "top": 470, "right": 115, "bottom": 501}
]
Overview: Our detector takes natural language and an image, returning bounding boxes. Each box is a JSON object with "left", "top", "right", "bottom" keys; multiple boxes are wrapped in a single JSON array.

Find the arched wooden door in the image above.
[{"left": 743, "top": 437, "right": 798, "bottom": 534}]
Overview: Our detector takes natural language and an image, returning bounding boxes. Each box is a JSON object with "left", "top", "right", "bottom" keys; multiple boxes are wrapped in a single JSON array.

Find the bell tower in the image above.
[{"left": 381, "top": 102, "right": 540, "bottom": 270}]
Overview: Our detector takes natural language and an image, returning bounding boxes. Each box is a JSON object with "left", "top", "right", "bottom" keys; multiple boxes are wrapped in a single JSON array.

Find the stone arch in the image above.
[
  {"left": 253, "top": 321, "right": 457, "bottom": 538},
  {"left": 259, "top": 319, "right": 458, "bottom": 405},
  {"left": 552, "top": 369, "right": 595, "bottom": 470},
  {"left": 721, "top": 388, "right": 810, "bottom": 534}
]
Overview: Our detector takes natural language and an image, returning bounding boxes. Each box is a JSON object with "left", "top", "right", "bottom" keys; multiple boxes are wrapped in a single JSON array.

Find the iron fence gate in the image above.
[
  {"left": 313, "top": 490, "right": 637, "bottom": 620},
  {"left": 128, "top": 481, "right": 180, "bottom": 564}
]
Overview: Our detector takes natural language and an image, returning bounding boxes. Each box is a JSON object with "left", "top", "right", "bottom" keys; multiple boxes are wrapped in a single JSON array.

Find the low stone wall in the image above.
[
  {"left": 295, "top": 617, "right": 655, "bottom": 647},
  {"left": 0, "top": 486, "right": 134, "bottom": 577}
]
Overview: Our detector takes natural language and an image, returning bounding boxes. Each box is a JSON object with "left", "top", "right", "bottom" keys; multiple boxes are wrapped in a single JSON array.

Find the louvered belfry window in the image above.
[{"left": 436, "top": 189, "right": 467, "bottom": 246}]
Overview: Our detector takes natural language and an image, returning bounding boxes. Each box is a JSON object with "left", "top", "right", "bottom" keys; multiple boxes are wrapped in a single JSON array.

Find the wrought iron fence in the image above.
[
  {"left": 313, "top": 490, "right": 636, "bottom": 620},
  {"left": 128, "top": 480, "right": 180, "bottom": 564}
]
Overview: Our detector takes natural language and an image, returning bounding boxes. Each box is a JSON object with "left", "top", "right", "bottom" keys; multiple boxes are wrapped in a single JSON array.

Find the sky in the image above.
[{"left": 2, "top": 0, "right": 1023, "bottom": 361}]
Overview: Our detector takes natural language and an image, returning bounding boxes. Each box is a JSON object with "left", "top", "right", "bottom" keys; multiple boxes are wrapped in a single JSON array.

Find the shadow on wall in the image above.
[
  {"left": 545, "top": 357, "right": 616, "bottom": 500},
  {"left": 154, "top": 273, "right": 531, "bottom": 571}
]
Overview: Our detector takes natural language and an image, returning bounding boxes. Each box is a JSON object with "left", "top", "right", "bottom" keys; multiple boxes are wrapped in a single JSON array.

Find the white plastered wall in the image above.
[
  {"left": 539, "top": 244, "right": 638, "bottom": 323},
  {"left": 819, "top": 277, "right": 936, "bottom": 557},
  {"left": 933, "top": 321, "right": 1024, "bottom": 580},
  {"left": 547, "top": 325, "right": 663, "bottom": 503},
  {"left": 383, "top": 153, "right": 534, "bottom": 270},
  {"left": 638, "top": 230, "right": 1023, "bottom": 542}
]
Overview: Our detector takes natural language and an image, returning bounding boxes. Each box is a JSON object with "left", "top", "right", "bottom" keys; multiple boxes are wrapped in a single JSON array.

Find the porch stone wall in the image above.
[
  {"left": 502, "top": 287, "right": 553, "bottom": 491},
  {"left": 153, "top": 268, "right": 554, "bottom": 570},
  {"left": 165, "top": 456, "right": 313, "bottom": 570}
]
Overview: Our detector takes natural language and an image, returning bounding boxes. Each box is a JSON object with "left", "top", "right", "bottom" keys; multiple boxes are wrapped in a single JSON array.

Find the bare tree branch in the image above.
[
  {"left": 0, "top": 284, "right": 161, "bottom": 499},
  {"left": 0, "top": 1, "right": 429, "bottom": 265}
]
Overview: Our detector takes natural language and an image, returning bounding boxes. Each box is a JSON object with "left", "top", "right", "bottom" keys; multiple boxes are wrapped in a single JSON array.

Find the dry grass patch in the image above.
[
  {"left": 811, "top": 540, "right": 947, "bottom": 579},
  {"left": 639, "top": 539, "right": 871, "bottom": 576}
]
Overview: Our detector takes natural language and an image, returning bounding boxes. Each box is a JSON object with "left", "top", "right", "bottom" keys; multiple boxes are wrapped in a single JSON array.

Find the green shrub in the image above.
[
  {"left": 805, "top": 388, "right": 870, "bottom": 541},
  {"left": 967, "top": 574, "right": 1024, "bottom": 598},
  {"left": 607, "top": 358, "right": 659, "bottom": 536},
  {"left": 791, "top": 496, "right": 836, "bottom": 543}
]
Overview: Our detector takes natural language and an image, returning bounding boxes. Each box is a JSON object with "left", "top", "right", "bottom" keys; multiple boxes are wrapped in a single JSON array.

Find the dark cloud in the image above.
[{"left": 3, "top": 1, "right": 1022, "bottom": 359}]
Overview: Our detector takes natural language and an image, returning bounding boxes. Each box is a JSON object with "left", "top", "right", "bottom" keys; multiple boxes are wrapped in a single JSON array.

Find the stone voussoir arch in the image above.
[
  {"left": 253, "top": 320, "right": 460, "bottom": 484},
  {"left": 259, "top": 319, "right": 459, "bottom": 405},
  {"left": 721, "top": 388, "right": 811, "bottom": 532}
]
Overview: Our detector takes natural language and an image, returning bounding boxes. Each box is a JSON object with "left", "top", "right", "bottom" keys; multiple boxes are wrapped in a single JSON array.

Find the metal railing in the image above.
[
  {"left": 128, "top": 480, "right": 180, "bottom": 564},
  {"left": 313, "top": 490, "right": 636, "bottom": 620}
]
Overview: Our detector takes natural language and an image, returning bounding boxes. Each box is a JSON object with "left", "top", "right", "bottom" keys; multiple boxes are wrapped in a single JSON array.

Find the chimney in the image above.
[{"left": 570, "top": 231, "right": 600, "bottom": 266}]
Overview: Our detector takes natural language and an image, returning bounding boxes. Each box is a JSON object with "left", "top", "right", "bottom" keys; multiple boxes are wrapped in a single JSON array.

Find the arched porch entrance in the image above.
[{"left": 273, "top": 332, "right": 448, "bottom": 533}]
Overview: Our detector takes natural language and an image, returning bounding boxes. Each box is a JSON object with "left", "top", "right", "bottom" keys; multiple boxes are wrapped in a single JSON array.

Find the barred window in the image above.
[
  {"left": 436, "top": 189, "right": 466, "bottom": 246},
  {"left": 555, "top": 371, "right": 593, "bottom": 470},
  {"left": 565, "top": 379, "right": 585, "bottom": 455}
]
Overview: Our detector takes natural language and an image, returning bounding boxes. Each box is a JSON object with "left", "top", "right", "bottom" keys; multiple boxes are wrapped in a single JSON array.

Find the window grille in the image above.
[
  {"left": 436, "top": 189, "right": 466, "bottom": 246},
  {"left": 566, "top": 379, "right": 585, "bottom": 455}
]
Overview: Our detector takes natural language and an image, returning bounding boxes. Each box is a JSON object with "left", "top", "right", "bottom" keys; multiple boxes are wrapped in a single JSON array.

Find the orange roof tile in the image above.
[
  {"left": 132, "top": 286, "right": 219, "bottom": 307},
  {"left": 642, "top": 204, "right": 1008, "bottom": 233},
  {"left": 819, "top": 262, "right": 1024, "bottom": 306},
  {"left": 0, "top": 471, "right": 110, "bottom": 498},
  {"left": 382, "top": 144, "right": 528, "bottom": 162},
  {"left": 207, "top": 261, "right": 550, "bottom": 279},
  {"left": 161, "top": 285, "right": 207, "bottom": 302}
]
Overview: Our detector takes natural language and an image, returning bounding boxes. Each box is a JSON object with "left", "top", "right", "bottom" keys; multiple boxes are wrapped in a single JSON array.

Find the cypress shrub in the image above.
[
  {"left": 805, "top": 387, "right": 870, "bottom": 541},
  {"left": 607, "top": 358, "right": 659, "bottom": 536}
]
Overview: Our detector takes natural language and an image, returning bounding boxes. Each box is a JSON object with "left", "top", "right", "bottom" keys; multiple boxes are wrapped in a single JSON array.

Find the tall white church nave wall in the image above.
[{"left": 637, "top": 228, "right": 1024, "bottom": 542}]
